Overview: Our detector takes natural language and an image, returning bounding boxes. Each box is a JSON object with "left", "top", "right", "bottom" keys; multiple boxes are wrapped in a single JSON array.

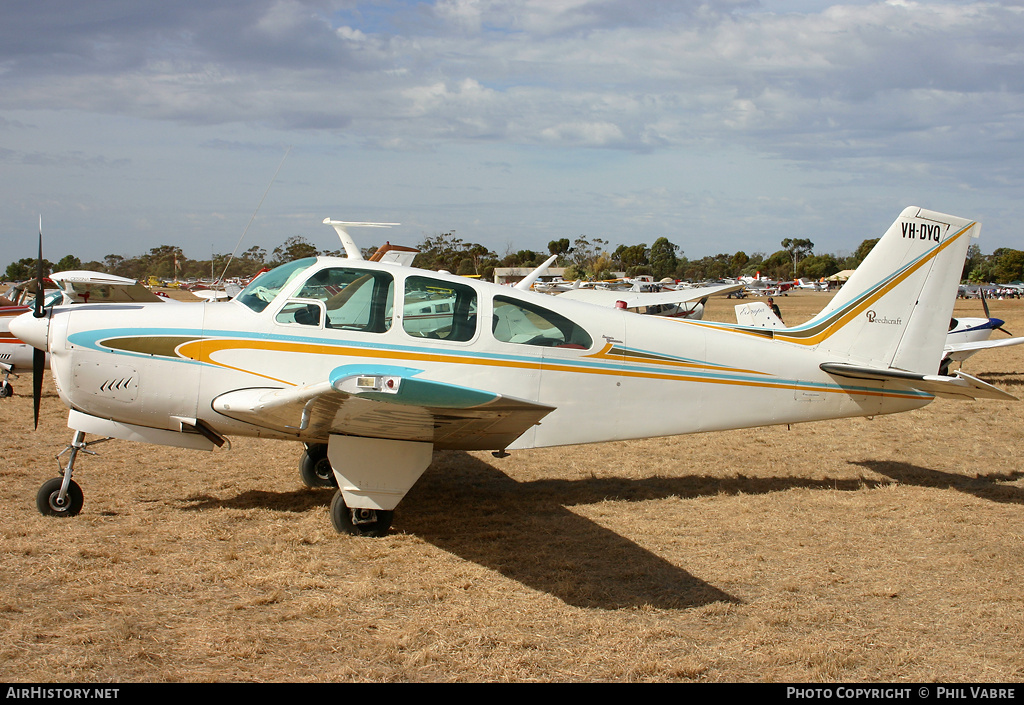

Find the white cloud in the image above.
[
  {"left": 2, "top": 1, "right": 1024, "bottom": 260},
  {"left": 540, "top": 121, "right": 625, "bottom": 146}
]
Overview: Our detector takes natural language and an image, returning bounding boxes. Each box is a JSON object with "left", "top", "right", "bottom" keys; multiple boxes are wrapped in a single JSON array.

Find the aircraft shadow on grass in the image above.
[
  {"left": 179, "top": 453, "right": 1023, "bottom": 609},
  {"left": 180, "top": 451, "right": 929, "bottom": 610},
  {"left": 974, "top": 371, "right": 1024, "bottom": 388},
  {"left": 852, "top": 460, "right": 1024, "bottom": 506}
]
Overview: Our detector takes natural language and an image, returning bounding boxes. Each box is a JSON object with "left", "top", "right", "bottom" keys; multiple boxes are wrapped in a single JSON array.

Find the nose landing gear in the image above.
[
  {"left": 35, "top": 430, "right": 113, "bottom": 518},
  {"left": 1, "top": 364, "right": 16, "bottom": 398}
]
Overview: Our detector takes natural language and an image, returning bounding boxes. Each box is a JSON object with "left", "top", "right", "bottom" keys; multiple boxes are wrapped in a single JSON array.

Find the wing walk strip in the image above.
[{"left": 91, "top": 332, "right": 931, "bottom": 402}]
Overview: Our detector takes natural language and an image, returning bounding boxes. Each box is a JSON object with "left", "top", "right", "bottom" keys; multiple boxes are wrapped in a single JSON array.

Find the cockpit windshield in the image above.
[{"left": 236, "top": 257, "right": 317, "bottom": 313}]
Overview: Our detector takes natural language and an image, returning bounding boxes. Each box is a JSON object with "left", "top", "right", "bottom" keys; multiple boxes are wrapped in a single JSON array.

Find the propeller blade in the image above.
[
  {"left": 32, "top": 217, "right": 45, "bottom": 428},
  {"left": 33, "top": 223, "right": 44, "bottom": 319},
  {"left": 32, "top": 348, "right": 44, "bottom": 429},
  {"left": 981, "top": 288, "right": 1014, "bottom": 335}
]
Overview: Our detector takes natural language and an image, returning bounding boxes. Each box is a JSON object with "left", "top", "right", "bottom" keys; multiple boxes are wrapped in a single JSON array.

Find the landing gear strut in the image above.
[
  {"left": 36, "top": 430, "right": 112, "bottom": 518},
  {"left": 1, "top": 365, "right": 15, "bottom": 398}
]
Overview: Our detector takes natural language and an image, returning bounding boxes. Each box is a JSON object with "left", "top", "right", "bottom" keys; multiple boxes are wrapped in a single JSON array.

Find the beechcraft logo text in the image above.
[{"left": 866, "top": 310, "right": 902, "bottom": 325}]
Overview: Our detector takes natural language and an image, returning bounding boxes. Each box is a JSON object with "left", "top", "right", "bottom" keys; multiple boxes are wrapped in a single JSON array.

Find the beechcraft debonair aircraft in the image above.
[{"left": 10, "top": 207, "right": 1017, "bottom": 536}]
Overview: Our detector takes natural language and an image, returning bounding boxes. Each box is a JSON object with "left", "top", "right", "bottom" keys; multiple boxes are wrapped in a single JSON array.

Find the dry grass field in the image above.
[{"left": 1, "top": 290, "right": 1023, "bottom": 682}]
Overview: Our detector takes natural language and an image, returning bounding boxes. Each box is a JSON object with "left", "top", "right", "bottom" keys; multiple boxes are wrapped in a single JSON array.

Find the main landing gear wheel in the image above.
[
  {"left": 36, "top": 477, "right": 84, "bottom": 517},
  {"left": 329, "top": 492, "right": 394, "bottom": 537},
  {"left": 299, "top": 444, "right": 337, "bottom": 488}
]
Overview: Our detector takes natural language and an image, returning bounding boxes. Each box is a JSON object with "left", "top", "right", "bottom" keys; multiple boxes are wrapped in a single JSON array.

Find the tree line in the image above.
[{"left": 5, "top": 232, "right": 1024, "bottom": 285}]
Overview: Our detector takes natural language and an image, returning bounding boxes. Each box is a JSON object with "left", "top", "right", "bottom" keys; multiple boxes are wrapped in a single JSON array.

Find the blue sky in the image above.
[{"left": 2, "top": 0, "right": 1023, "bottom": 266}]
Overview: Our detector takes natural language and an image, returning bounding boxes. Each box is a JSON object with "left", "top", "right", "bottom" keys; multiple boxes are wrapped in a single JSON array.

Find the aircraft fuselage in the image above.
[{"left": 37, "top": 257, "right": 931, "bottom": 452}]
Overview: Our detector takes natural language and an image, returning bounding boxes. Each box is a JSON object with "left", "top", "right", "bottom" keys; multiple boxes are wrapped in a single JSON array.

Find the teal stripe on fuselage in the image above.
[{"left": 68, "top": 325, "right": 929, "bottom": 400}]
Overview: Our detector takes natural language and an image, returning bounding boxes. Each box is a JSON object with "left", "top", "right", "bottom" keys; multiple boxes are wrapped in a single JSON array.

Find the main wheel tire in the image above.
[
  {"left": 0, "top": 381, "right": 12, "bottom": 398},
  {"left": 36, "top": 477, "right": 84, "bottom": 518},
  {"left": 299, "top": 449, "right": 337, "bottom": 488},
  {"left": 329, "top": 492, "right": 393, "bottom": 537}
]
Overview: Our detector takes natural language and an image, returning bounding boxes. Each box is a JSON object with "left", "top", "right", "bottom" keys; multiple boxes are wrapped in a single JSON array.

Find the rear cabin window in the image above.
[
  {"left": 403, "top": 276, "right": 477, "bottom": 342},
  {"left": 492, "top": 296, "right": 592, "bottom": 349},
  {"left": 277, "top": 267, "right": 394, "bottom": 333}
]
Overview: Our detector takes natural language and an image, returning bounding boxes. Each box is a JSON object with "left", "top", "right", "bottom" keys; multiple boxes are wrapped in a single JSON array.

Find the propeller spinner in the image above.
[{"left": 981, "top": 287, "right": 1014, "bottom": 337}]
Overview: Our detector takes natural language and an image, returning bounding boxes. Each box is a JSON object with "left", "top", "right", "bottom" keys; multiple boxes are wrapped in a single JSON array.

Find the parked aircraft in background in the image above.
[
  {"left": 735, "top": 293, "right": 1024, "bottom": 375},
  {"left": 46, "top": 271, "right": 171, "bottom": 304},
  {"left": 557, "top": 283, "right": 742, "bottom": 320},
  {"left": 12, "top": 207, "right": 1015, "bottom": 537},
  {"left": 741, "top": 276, "right": 793, "bottom": 297},
  {"left": 733, "top": 300, "right": 784, "bottom": 329},
  {"left": 1, "top": 271, "right": 170, "bottom": 397},
  {"left": 1, "top": 277, "right": 58, "bottom": 397},
  {"left": 793, "top": 278, "right": 828, "bottom": 291},
  {"left": 942, "top": 317, "right": 1024, "bottom": 373}
]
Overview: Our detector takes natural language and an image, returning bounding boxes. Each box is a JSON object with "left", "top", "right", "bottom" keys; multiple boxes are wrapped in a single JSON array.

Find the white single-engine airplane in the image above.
[
  {"left": 11, "top": 207, "right": 1016, "bottom": 536},
  {"left": 942, "top": 315, "right": 1024, "bottom": 374}
]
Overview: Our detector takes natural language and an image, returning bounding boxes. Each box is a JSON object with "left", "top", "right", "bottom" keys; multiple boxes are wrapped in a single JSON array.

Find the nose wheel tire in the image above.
[
  {"left": 329, "top": 492, "right": 393, "bottom": 537},
  {"left": 0, "top": 381, "right": 12, "bottom": 398},
  {"left": 36, "top": 477, "right": 84, "bottom": 517}
]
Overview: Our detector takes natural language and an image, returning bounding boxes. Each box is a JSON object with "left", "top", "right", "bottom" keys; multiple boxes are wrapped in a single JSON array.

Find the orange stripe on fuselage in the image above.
[{"left": 174, "top": 337, "right": 923, "bottom": 400}]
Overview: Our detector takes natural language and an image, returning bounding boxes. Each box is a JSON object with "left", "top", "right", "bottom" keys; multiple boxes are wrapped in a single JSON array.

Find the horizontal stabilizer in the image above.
[{"left": 820, "top": 362, "right": 1016, "bottom": 401}]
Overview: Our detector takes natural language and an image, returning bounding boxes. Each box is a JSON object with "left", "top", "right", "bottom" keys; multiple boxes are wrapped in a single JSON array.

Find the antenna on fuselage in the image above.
[
  {"left": 219, "top": 145, "right": 292, "bottom": 282},
  {"left": 322, "top": 220, "right": 400, "bottom": 260}
]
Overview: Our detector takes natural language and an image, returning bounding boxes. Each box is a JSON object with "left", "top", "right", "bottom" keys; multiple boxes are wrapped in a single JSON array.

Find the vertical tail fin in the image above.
[{"left": 776, "top": 207, "right": 979, "bottom": 373}]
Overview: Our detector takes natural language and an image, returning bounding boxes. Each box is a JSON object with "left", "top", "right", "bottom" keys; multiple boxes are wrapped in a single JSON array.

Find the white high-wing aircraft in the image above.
[
  {"left": 1, "top": 271, "right": 169, "bottom": 397},
  {"left": 793, "top": 278, "right": 828, "bottom": 292},
  {"left": 556, "top": 283, "right": 743, "bottom": 320},
  {"left": 12, "top": 207, "right": 1016, "bottom": 536}
]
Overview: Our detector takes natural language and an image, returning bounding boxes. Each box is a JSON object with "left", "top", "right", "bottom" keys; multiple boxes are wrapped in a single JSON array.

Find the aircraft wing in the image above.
[
  {"left": 50, "top": 270, "right": 167, "bottom": 303},
  {"left": 558, "top": 283, "right": 743, "bottom": 308},
  {"left": 212, "top": 366, "right": 555, "bottom": 450},
  {"left": 820, "top": 362, "right": 1016, "bottom": 401}
]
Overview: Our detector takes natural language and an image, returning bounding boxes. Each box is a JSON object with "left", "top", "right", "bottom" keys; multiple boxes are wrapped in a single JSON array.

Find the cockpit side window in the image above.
[
  {"left": 236, "top": 258, "right": 317, "bottom": 313},
  {"left": 492, "top": 296, "right": 593, "bottom": 349},
  {"left": 292, "top": 267, "right": 395, "bottom": 333},
  {"left": 403, "top": 276, "right": 477, "bottom": 342},
  {"left": 275, "top": 300, "right": 326, "bottom": 328}
]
